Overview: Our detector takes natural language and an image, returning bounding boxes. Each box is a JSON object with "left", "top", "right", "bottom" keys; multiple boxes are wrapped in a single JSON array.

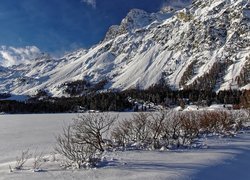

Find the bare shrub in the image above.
[
  {"left": 55, "top": 113, "right": 118, "bottom": 169},
  {"left": 56, "top": 110, "right": 248, "bottom": 164},
  {"left": 157, "top": 111, "right": 198, "bottom": 148},
  {"left": 161, "top": 111, "right": 182, "bottom": 147},
  {"left": 246, "top": 109, "right": 250, "bottom": 122},
  {"left": 199, "top": 111, "right": 235, "bottom": 134},
  {"left": 112, "top": 111, "right": 186, "bottom": 149},
  {"left": 179, "top": 112, "right": 200, "bottom": 145},
  {"left": 148, "top": 111, "right": 167, "bottom": 149},
  {"left": 219, "top": 111, "right": 234, "bottom": 132},
  {"left": 111, "top": 119, "right": 134, "bottom": 147},
  {"left": 55, "top": 126, "right": 97, "bottom": 169},
  {"left": 15, "top": 149, "right": 32, "bottom": 170},
  {"left": 111, "top": 113, "right": 151, "bottom": 149},
  {"left": 230, "top": 110, "right": 250, "bottom": 131},
  {"left": 32, "top": 151, "right": 45, "bottom": 171},
  {"left": 72, "top": 113, "right": 118, "bottom": 152},
  {"left": 131, "top": 113, "right": 151, "bottom": 144},
  {"left": 199, "top": 111, "right": 216, "bottom": 133}
]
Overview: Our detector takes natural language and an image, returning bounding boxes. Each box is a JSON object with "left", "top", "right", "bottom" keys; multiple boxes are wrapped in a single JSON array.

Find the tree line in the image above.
[{"left": 0, "top": 86, "right": 249, "bottom": 113}]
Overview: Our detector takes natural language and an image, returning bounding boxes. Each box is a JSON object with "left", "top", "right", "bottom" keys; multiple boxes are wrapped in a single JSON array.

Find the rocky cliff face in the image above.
[{"left": 0, "top": 0, "right": 249, "bottom": 96}]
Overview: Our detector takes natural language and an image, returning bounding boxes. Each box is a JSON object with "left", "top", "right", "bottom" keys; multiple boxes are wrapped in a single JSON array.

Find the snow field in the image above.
[{"left": 0, "top": 112, "right": 250, "bottom": 179}]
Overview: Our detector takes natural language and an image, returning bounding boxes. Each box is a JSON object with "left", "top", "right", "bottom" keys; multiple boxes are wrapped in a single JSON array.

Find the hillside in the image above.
[{"left": 0, "top": 0, "right": 249, "bottom": 97}]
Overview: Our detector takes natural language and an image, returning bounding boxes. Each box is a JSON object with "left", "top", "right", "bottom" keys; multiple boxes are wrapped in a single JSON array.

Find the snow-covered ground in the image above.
[{"left": 0, "top": 113, "right": 250, "bottom": 180}]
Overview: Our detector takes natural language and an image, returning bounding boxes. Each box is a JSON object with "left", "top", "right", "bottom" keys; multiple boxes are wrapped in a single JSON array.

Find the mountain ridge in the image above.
[{"left": 0, "top": 0, "right": 249, "bottom": 97}]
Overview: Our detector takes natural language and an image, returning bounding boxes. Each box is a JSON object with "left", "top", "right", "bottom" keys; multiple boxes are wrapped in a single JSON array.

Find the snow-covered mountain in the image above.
[{"left": 0, "top": 0, "right": 249, "bottom": 96}]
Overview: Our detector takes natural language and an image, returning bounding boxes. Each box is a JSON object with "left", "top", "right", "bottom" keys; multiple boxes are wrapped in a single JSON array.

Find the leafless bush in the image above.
[
  {"left": 156, "top": 111, "right": 199, "bottom": 147},
  {"left": 148, "top": 111, "right": 166, "bottom": 149},
  {"left": 15, "top": 149, "right": 32, "bottom": 170},
  {"left": 246, "top": 109, "right": 250, "bottom": 123},
  {"left": 13, "top": 149, "right": 46, "bottom": 172},
  {"left": 199, "top": 111, "right": 216, "bottom": 133},
  {"left": 57, "top": 110, "right": 249, "bottom": 165},
  {"left": 111, "top": 113, "right": 151, "bottom": 149},
  {"left": 230, "top": 110, "right": 250, "bottom": 130},
  {"left": 111, "top": 119, "right": 134, "bottom": 147},
  {"left": 199, "top": 111, "right": 235, "bottom": 134},
  {"left": 161, "top": 111, "right": 182, "bottom": 147},
  {"left": 55, "top": 113, "right": 118, "bottom": 169},
  {"left": 131, "top": 113, "right": 151, "bottom": 144},
  {"left": 32, "top": 150, "right": 45, "bottom": 171},
  {"left": 112, "top": 111, "right": 182, "bottom": 149},
  {"left": 219, "top": 111, "right": 235, "bottom": 132},
  {"left": 73, "top": 113, "right": 118, "bottom": 152},
  {"left": 179, "top": 112, "right": 200, "bottom": 145},
  {"left": 112, "top": 110, "right": 246, "bottom": 150},
  {"left": 55, "top": 126, "right": 97, "bottom": 169},
  {"left": 112, "top": 111, "right": 200, "bottom": 149}
]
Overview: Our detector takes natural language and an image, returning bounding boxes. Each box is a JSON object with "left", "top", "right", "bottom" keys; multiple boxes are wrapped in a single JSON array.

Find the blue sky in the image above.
[{"left": 0, "top": 0, "right": 167, "bottom": 55}]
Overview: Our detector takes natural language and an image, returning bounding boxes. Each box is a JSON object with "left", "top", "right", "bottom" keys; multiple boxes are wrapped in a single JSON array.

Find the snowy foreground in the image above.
[{"left": 0, "top": 113, "right": 250, "bottom": 180}]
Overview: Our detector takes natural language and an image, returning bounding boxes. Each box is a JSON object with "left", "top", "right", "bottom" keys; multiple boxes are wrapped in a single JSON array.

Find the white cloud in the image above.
[
  {"left": 0, "top": 46, "right": 41, "bottom": 67},
  {"left": 81, "top": 0, "right": 96, "bottom": 8}
]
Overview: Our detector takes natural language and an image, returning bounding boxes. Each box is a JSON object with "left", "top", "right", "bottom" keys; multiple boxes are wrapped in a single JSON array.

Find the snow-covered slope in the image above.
[{"left": 0, "top": 0, "right": 249, "bottom": 96}]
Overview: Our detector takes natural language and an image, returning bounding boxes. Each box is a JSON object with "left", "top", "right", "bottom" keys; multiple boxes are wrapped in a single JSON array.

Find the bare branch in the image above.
[{"left": 15, "top": 149, "right": 32, "bottom": 170}]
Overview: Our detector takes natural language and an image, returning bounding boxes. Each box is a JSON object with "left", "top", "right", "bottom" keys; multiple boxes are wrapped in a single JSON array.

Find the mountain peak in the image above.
[
  {"left": 1, "top": 0, "right": 249, "bottom": 96},
  {"left": 104, "top": 9, "right": 151, "bottom": 41},
  {"left": 120, "top": 9, "right": 150, "bottom": 32}
]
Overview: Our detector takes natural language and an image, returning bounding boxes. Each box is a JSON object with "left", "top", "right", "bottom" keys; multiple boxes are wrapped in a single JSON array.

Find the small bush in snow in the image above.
[
  {"left": 14, "top": 149, "right": 32, "bottom": 170},
  {"left": 55, "top": 113, "right": 118, "bottom": 169},
  {"left": 72, "top": 113, "right": 118, "bottom": 152},
  {"left": 199, "top": 111, "right": 235, "bottom": 134},
  {"left": 32, "top": 151, "right": 45, "bottom": 171},
  {"left": 132, "top": 113, "right": 151, "bottom": 143},
  {"left": 112, "top": 110, "right": 247, "bottom": 150},
  {"left": 176, "top": 112, "right": 200, "bottom": 146},
  {"left": 148, "top": 111, "right": 166, "bottom": 149},
  {"left": 111, "top": 113, "right": 152, "bottom": 149},
  {"left": 111, "top": 119, "right": 134, "bottom": 148},
  {"left": 55, "top": 126, "right": 98, "bottom": 169},
  {"left": 56, "top": 110, "right": 248, "bottom": 169}
]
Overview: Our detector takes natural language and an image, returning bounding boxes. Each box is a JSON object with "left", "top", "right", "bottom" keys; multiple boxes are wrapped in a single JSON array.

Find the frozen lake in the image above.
[
  {"left": 0, "top": 113, "right": 133, "bottom": 164},
  {"left": 0, "top": 113, "right": 250, "bottom": 180},
  {"left": 0, "top": 113, "right": 76, "bottom": 164}
]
